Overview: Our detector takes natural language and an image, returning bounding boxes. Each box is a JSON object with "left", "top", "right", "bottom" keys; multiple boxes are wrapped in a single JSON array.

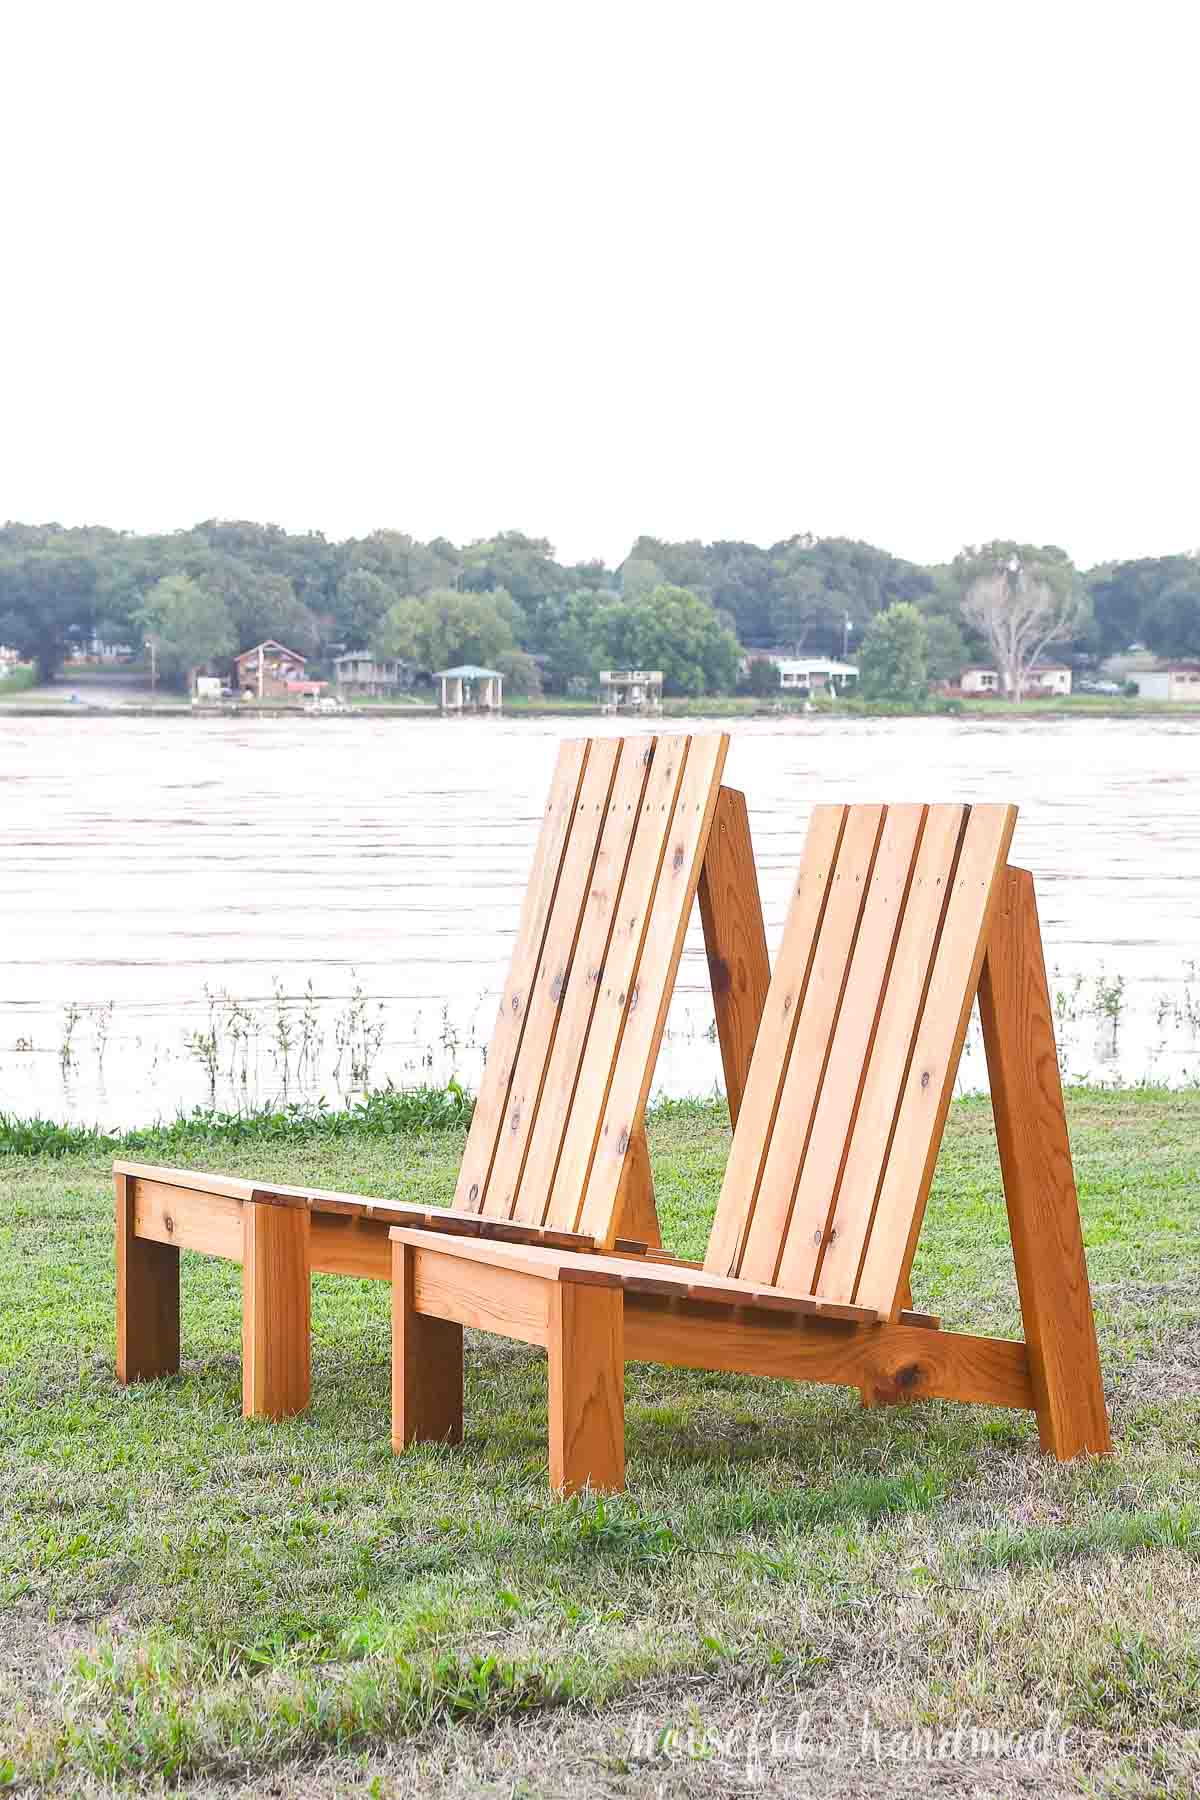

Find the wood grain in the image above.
[
  {"left": 814, "top": 806, "right": 967, "bottom": 1303},
  {"left": 115, "top": 1171, "right": 180, "bottom": 1384},
  {"left": 241, "top": 1200, "right": 311, "bottom": 1419},
  {"left": 133, "top": 1179, "right": 244, "bottom": 1261},
  {"left": 515, "top": 734, "right": 662, "bottom": 1223},
  {"left": 453, "top": 737, "right": 592, "bottom": 1213},
  {"left": 854, "top": 804, "right": 1018, "bottom": 1317},
  {"left": 778, "top": 804, "right": 925, "bottom": 1293},
  {"left": 577, "top": 732, "right": 730, "bottom": 1243},
  {"left": 412, "top": 1251, "right": 553, "bottom": 1345},
  {"left": 738, "top": 805, "right": 885, "bottom": 1284},
  {"left": 704, "top": 804, "right": 848, "bottom": 1278},
  {"left": 978, "top": 866, "right": 1111, "bottom": 1458},
  {"left": 613, "top": 1128, "right": 661, "bottom": 1249},
  {"left": 624, "top": 1300, "right": 1035, "bottom": 1411},
  {"left": 392, "top": 1239, "right": 464, "bottom": 1449},
  {"left": 548, "top": 1282, "right": 625, "bottom": 1494},
  {"left": 483, "top": 740, "right": 623, "bottom": 1217},
  {"left": 696, "top": 786, "right": 771, "bottom": 1128}
]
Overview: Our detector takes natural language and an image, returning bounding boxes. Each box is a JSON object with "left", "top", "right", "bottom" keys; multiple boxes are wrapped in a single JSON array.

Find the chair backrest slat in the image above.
[
  {"left": 455, "top": 738, "right": 591, "bottom": 1213},
  {"left": 456, "top": 733, "right": 729, "bottom": 1244},
  {"left": 706, "top": 798, "right": 1017, "bottom": 1316},
  {"left": 775, "top": 803, "right": 926, "bottom": 1294},
  {"left": 850, "top": 802, "right": 1016, "bottom": 1313},
  {"left": 807, "top": 803, "right": 967, "bottom": 1300},
  {"left": 735, "top": 805, "right": 886, "bottom": 1285},
  {"left": 577, "top": 732, "right": 729, "bottom": 1240},
  {"left": 702, "top": 803, "right": 847, "bottom": 1279},
  {"left": 476, "top": 739, "right": 624, "bottom": 1218},
  {"left": 510, "top": 734, "right": 665, "bottom": 1222}
]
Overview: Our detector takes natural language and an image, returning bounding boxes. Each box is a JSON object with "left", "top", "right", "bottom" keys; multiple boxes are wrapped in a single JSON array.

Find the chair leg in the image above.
[
  {"left": 979, "top": 867, "right": 1111, "bottom": 1459},
  {"left": 115, "top": 1172, "right": 179, "bottom": 1383},
  {"left": 547, "top": 1284, "right": 624, "bottom": 1495},
  {"left": 391, "top": 1240, "right": 463, "bottom": 1449},
  {"left": 242, "top": 1201, "right": 311, "bottom": 1419}
]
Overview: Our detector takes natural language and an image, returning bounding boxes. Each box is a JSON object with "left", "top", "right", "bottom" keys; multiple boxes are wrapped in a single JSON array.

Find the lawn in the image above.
[{"left": 1, "top": 1090, "right": 1198, "bottom": 1796}]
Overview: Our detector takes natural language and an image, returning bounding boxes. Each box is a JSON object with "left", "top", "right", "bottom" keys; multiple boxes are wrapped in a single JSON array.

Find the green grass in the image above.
[
  {"left": 2, "top": 1089, "right": 1199, "bottom": 1795},
  {"left": 0, "top": 663, "right": 37, "bottom": 699}
]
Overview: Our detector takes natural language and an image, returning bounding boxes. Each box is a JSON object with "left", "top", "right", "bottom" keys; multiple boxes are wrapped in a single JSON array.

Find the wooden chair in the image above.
[
  {"left": 389, "top": 801, "right": 1112, "bottom": 1494},
  {"left": 114, "top": 731, "right": 770, "bottom": 1419}
]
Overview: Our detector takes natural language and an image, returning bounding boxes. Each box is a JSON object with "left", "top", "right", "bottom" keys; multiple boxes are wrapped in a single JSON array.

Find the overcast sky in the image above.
[{"left": 3, "top": 2, "right": 1196, "bottom": 571}]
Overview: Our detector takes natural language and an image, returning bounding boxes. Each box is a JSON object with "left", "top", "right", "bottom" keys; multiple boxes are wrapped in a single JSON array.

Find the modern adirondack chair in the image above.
[
  {"left": 389, "top": 800, "right": 1112, "bottom": 1495},
  {"left": 114, "top": 730, "right": 771, "bottom": 1420}
]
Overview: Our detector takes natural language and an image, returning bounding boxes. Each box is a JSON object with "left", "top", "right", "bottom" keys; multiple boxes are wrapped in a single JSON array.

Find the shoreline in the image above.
[
  {"left": 1, "top": 696, "right": 1197, "bottom": 722},
  {"left": 1, "top": 1078, "right": 1187, "bottom": 1160}
]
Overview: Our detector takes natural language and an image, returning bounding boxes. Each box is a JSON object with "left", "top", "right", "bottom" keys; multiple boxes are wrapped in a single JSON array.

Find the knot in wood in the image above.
[{"left": 707, "top": 953, "right": 732, "bottom": 997}]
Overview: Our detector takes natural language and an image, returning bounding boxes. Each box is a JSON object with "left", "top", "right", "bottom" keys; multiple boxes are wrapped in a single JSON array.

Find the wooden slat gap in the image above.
[
  {"left": 760, "top": 805, "right": 889, "bottom": 1287},
  {"left": 515, "top": 735, "right": 671, "bottom": 1223},
  {"left": 725, "top": 806, "right": 850, "bottom": 1277},
  {"left": 469, "top": 740, "right": 592, "bottom": 1212},
  {"left": 806, "top": 804, "right": 931, "bottom": 1297},
  {"left": 489, "top": 740, "right": 625, "bottom": 1219},
  {"left": 848, "top": 806, "right": 973, "bottom": 1307}
]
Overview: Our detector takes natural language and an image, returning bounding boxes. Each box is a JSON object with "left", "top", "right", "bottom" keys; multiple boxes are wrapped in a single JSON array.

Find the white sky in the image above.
[{"left": 2, "top": 1, "right": 1196, "bottom": 571}]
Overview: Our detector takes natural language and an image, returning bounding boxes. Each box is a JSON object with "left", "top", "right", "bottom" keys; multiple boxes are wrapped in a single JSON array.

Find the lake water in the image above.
[{"left": 2, "top": 714, "right": 1198, "bottom": 1127}]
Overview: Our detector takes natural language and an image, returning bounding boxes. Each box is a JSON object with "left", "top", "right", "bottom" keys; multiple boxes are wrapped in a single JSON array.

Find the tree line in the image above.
[{"left": 1, "top": 519, "right": 1197, "bottom": 698}]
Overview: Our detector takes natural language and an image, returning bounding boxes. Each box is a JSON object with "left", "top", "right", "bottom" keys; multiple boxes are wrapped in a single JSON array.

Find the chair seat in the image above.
[
  {"left": 388, "top": 1226, "right": 883, "bottom": 1324},
  {"left": 114, "top": 1162, "right": 597, "bottom": 1252}
]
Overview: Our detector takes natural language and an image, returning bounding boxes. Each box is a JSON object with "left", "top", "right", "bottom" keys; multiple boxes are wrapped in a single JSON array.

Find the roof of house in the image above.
[
  {"left": 436, "top": 664, "right": 503, "bottom": 679},
  {"left": 235, "top": 640, "right": 306, "bottom": 663},
  {"left": 776, "top": 657, "right": 858, "bottom": 675}
]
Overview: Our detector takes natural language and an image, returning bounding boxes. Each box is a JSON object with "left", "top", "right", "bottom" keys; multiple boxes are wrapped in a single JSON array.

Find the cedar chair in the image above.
[
  {"left": 114, "top": 731, "right": 770, "bottom": 1419},
  {"left": 389, "top": 800, "right": 1112, "bottom": 1494}
]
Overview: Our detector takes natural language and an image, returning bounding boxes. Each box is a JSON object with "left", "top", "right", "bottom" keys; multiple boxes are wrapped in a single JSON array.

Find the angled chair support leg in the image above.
[
  {"left": 242, "top": 1200, "right": 311, "bottom": 1419},
  {"left": 979, "top": 867, "right": 1111, "bottom": 1459},
  {"left": 391, "top": 1239, "right": 464, "bottom": 1449},
  {"left": 615, "top": 1129, "right": 660, "bottom": 1249},
  {"left": 698, "top": 786, "right": 771, "bottom": 1129},
  {"left": 115, "top": 1171, "right": 180, "bottom": 1384},
  {"left": 548, "top": 1283, "right": 624, "bottom": 1495}
]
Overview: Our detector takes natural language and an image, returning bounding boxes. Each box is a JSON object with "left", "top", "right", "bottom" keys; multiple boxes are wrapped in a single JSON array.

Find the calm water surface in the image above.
[{"left": 2, "top": 715, "right": 1198, "bottom": 1125}]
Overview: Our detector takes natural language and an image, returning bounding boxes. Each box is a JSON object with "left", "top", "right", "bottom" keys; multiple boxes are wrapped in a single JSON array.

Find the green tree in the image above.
[
  {"left": 373, "top": 588, "right": 521, "bottom": 672},
  {"left": 179, "top": 552, "right": 319, "bottom": 656},
  {"left": 857, "top": 603, "right": 929, "bottom": 703},
  {"left": 138, "top": 574, "right": 235, "bottom": 692},
  {"left": 335, "top": 568, "right": 398, "bottom": 651},
  {"left": 923, "top": 614, "right": 968, "bottom": 684},
  {"left": 0, "top": 551, "right": 99, "bottom": 680},
  {"left": 1141, "top": 577, "right": 1200, "bottom": 659},
  {"left": 494, "top": 647, "right": 543, "bottom": 697},
  {"left": 744, "top": 655, "right": 780, "bottom": 697},
  {"left": 957, "top": 542, "right": 1086, "bottom": 702},
  {"left": 1084, "top": 556, "right": 1198, "bottom": 658},
  {"left": 591, "top": 585, "right": 740, "bottom": 697},
  {"left": 531, "top": 590, "right": 604, "bottom": 691}
]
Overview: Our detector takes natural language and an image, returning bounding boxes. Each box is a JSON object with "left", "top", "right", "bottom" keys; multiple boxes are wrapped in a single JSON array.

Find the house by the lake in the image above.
[
  {"left": 435, "top": 664, "right": 504, "bottom": 713},
  {"left": 599, "top": 670, "right": 664, "bottom": 714},
  {"left": 235, "top": 640, "right": 309, "bottom": 700},
  {"left": 960, "top": 664, "right": 1072, "bottom": 697},
  {"left": 333, "top": 653, "right": 411, "bottom": 697},
  {"left": 1130, "top": 664, "right": 1200, "bottom": 702},
  {"left": 776, "top": 657, "right": 858, "bottom": 694}
]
